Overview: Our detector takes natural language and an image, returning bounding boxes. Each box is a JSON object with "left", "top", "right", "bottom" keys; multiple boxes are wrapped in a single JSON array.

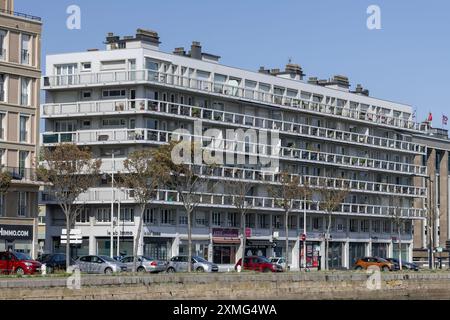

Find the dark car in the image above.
[
  {"left": 235, "top": 256, "right": 283, "bottom": 273},
  {"left": 38, "top": 253, "right": 76, "bottom": 273},
  {"left": 385, "top": 258, "right": 419, "bottom": 271},
  {"left": 0, "top": 251, "right": 42, "bottom": 275}
]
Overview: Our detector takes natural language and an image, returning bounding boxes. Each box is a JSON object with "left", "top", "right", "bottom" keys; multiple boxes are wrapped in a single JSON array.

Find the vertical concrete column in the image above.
[
  {"left": 320, "top": 240, "right": 326, "bottom": 269},
  {"left": 171, "top": 233, "right": 180, "bottom": 257},
  {"left": 291, "top": 238, "right": 300, "bottom": 270},
  {"left": 439, "top": 151, "right": 448, "bottom": 248},
  {"left": 89, "top": 214, "right": 96, "bottom": 255},
  {"left": 388, "top": 242, "right": 394, "bottom": 258},
  {"left": 208, "top": 232, "right": 213, "bottom": 262},
  {"left": 366, "top": 241, "right": 372, "bottom": 257},
  {"left": 343, "top": 241, "right": 349, "bottom": 269}
]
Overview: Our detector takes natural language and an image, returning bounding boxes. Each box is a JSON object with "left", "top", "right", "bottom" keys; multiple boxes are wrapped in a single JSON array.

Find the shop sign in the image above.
[
  {"left": 212, "top": 228, "right": 239, "bottom": 238},
  {"left": 0, "top": 224, "right": 33, "bottom": 241}
]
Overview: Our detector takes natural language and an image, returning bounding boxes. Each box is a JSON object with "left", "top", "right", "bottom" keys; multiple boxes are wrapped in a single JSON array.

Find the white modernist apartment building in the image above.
[{"left": 41, "top": 29, "right": 428, "bottom": 269}]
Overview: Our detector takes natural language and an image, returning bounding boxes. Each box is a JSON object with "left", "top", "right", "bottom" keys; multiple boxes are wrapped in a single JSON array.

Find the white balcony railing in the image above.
[
  {"left": 42, "top": 70, "right": 426, "bottom": 132},
  {"left": 41, "top": 188, "right": 426, "bottom": 219},
  {"left": 98, "top": 158, "right": 426, "bottom": 198},
  {"left": 42, "top": 128, "right": 427, "bottom": 176},
  {"left": 42, "top": 99, "right": 426, "bottom": 155}
]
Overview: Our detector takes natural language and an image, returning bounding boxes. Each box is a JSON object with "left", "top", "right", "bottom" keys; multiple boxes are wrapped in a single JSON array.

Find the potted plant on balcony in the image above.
[{"left": 192, "top": 107, "right": 201, "bottom": 118}]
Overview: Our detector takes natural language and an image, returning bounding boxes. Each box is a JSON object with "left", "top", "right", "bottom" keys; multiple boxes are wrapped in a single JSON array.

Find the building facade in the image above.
[
  {"left": 0, "top": 0, "right": 42, "bottom": 257},
  {"left": 413, "top": 128, "right": 450, "bottom": 266},
  {"left": 41, "top": 29, "right": 427, "bottom": 269}
]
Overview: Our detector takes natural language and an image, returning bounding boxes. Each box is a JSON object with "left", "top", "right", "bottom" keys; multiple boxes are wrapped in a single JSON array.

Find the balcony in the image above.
[
  {"left": 42, "top": 70, "right": 425, "bottom": 132},
  {"left": 0, "top": 8, "right": 41, "bottom": 21},
  {"left": 42, "top": 99, "right": 426, "bottom": 155},
  {"left": 42, "top": 128, "right": 427, "bottom": 176},
  {"left": 1, "top": 166, "right": 37, "bottom": 182},
  {"left": 41, "top": 188, "right": 426, "bottom": 219}
]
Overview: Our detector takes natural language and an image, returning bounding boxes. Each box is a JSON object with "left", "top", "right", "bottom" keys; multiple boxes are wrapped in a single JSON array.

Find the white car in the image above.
[{"left": 270, "top": 257, "right": 289, "bottom": 270}]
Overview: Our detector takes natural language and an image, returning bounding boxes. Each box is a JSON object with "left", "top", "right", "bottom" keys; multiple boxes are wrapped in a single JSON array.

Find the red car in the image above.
[
  {"left": 0, "top": 251, "right": 42, "bottom": 275},
  {"left": 235, "top": 256, "right": 284, "bottom": 272}
]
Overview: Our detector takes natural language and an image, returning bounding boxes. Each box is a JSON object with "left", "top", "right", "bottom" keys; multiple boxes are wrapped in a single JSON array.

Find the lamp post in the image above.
[
  {"left": 104, "top": 150, "right": 120, "bottom": 259},
  {"left": 303, "top": 195, "right": 307, "bottom": 271},
  {"left": 116, "top": 198, "right": 121, "bottom": 258}
]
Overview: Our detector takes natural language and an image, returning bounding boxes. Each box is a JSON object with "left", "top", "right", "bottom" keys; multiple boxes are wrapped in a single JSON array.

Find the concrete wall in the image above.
[{"left": 2, "top": 272, "right": 450, "bottom": 300}]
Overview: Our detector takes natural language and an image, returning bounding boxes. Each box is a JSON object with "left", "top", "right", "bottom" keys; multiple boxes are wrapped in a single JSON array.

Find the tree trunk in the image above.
[
  {"left": 240, "top": 211, "right": 246, "bottom": 272},
  {"left": 65, "top": 213, "right": 71, "bottom": 270},
  {"left": 285, "top": 210, "right": 289, "bottom": 271},
  {"left": 133, "top": 204, "right": 145, "bottom": 272},
  {"left": 187, "top": 208, "right": 193, "bottom": 273},
  {"left": 324, "top": 214, "right": 332, "bottom": 271},
  {"left": 398, "top": 227, "right": 402, "bottom": 271}
]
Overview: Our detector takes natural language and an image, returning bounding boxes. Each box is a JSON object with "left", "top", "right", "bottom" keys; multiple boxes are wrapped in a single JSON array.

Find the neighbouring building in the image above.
[
  {"left": 0, "top": 0, "right": 42, "bottom": 258},
  {"left": 41, "top": 29, "right": 428, "bottom": 269},
  {"left": 413, "top": 127, "right": 450, "bottom": 266}
]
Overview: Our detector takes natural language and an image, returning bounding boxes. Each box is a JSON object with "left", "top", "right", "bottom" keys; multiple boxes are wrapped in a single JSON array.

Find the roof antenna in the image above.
[{"left": 288, "top": 57, "right": 292, "bottom": 64}]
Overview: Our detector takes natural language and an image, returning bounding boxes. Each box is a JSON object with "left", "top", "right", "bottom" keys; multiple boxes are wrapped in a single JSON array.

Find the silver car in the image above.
[
  {"left": 120, "top": 255, "right": 168, "bottom": 273},
  {"left": 167, "top": 255, "right": 219, "bottom": 273},
  {"left": 75, "top": 255, "right": 127, "bottom": 274}
]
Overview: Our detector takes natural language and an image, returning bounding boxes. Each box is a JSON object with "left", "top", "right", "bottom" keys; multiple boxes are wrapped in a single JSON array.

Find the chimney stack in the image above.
[
  {"left": 190, "top": 41, "right": 202, "bottom": 60},
  {"left": 135, "top": 28, "right": 161, "bottom": 46},
  {"left": 173, "top": 47, "right": 186, "bottom": 56}
]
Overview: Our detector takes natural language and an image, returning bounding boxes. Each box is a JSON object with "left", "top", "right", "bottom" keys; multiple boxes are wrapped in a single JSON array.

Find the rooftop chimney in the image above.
[
  {"left": 105, "top": 32, "right": 120, "bottom": 44},
  {"left": 352, "top": 84, "right": 370, "bottom": 96},
  {"left": 258, "top": 66, "right": 270, "bottom": 74},
  {"left": 135, "top": 28, "right": 161, "bottom": 46},
  {"left": 190, "top": 41, "right": 202, "bottom": 60},
  {"left": 173, "top": 47, "right": 186, "bottom": 56}
]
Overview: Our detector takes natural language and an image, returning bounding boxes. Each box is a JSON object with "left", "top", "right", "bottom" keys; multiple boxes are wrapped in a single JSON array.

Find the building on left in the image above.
[{"left": 0, "top": 0, "right": 42, "bottom": 258}]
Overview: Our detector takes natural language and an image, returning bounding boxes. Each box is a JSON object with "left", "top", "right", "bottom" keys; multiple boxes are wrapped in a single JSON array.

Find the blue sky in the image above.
[{"left": 15, "top": 0, "right": 450, "bottom": 127}]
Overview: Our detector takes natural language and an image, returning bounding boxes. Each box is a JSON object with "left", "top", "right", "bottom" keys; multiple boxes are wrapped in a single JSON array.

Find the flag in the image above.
[
  {"left": 427, "top": 112, "right": 433, "bottom": 122},
  {"left": 443, "top": 115, "right": 448, "bottom": 126}
]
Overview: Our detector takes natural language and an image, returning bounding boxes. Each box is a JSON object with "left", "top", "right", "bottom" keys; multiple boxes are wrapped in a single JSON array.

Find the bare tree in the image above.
[
  {"left": 318, "top": 180, "right": 349, "bottom": 270},
  {"left": 390, "top": 196, "right": 404, "bottom": 271},
  {"left": 119, "top": 149, "right": 159, "bottom": 272},
  {"left": 152, "top": 141, "right": 216, "bottom": 272},
  {"left": 37, "top": 144, "right": 101, "bottom": 269},
  {"left": 269, "top": 172, "right": 311, "bottom": 271},
  {"left": 226, "top": 176, "right": 254, "bottom": 272}
]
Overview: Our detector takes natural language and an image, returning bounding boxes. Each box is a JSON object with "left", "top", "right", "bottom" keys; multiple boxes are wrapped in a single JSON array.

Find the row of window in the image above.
[
  {"left": 0, "top": 29, "right": 34, "bottom": 66},
  {"left": 0, "top": 149, "right": 30, "bottom": 172},
  {"left": 0, "top": 74, "right": 33, "bottom": 106},
  {"left": 71, "top": 207, "right": 411, "bottom": 234},
  {"left": 0, "top": 192, "right": 29, "bottom": 218},
  {"left": 0, "top": 112, "right": 31, "bottom": 143}
]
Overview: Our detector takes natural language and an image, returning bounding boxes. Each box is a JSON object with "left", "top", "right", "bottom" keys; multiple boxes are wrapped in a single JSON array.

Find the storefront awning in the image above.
[{"left": 213, "top": 237, "right": 240, "bottom": 244}]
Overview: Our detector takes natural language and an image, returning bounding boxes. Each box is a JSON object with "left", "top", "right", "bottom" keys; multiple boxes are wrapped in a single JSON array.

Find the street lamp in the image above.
[
  {"left": 104, "top": 150, "right": 120, "bottom": 259},
  {"left": 424, "top": 174, "right": 434, "bottom": 269}
]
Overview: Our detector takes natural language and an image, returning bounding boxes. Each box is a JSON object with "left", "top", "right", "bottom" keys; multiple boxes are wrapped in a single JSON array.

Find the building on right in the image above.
[{"left": 413, "top": 126, "right": 450, "bottom": 267}]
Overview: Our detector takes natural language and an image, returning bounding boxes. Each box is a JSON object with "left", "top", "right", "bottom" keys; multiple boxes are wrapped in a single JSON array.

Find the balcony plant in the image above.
[{"left": 192, "top": 107, "right": 201, "bottom": 118}]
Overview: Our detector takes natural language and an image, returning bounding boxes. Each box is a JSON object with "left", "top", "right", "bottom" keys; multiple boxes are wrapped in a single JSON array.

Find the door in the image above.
[
  {"left": 129, "top": 89, "right": 136, "bottom": 109},
  {"left": 122, "top": 256, "right": 134, "bottom": 271},
  {"left": 178, "top": 256, "right": 189, "bottom": 272},
  {"left": 78, "top": 256, "right": 90, "bottom": 273},
  {"left": 90, "top": 256, "right": 103, "bottom": 273}
]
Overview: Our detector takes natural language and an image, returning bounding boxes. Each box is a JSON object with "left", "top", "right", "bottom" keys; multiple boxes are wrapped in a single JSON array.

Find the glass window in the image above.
[
  {"left": 21, "top": 34, "right": 31, "bottom": 65},
  {"left": 212, "top": 212, "right": 221, "bottom": 226},
  {"left": 0, "top": 74, "right": 5, "bottom": 101},
  {"left": 76, "top": 209, "right": 90, "bottom": 223},
  {"left": 95, "top": 208, "right": 111, "bottom": 223},
  {"left": 19, "top": 116, "right": 28, "bottom": 142},
  {"left": 119, "top": 208, "right": 134, "bottom": 222},
  {"left": 0, "top": 194, "right": 4, "bottom": 217},
  {"left": 0, "top": 29, "right": 6, "bottom": 60},
  {"left": 144, "top": 208, "right": 157, "bottom": 224},
  {"left": 349, "top": 219, "right": 358, "bottom": 232},
  {"left": 17, "top": 192, "right": 27, "bottom": 217},
  {"left": 20, "top": 78, "right": 31, "bottom": 106},
  {"left": 19, "top": 151, "right": 28, "bottom": 177}
]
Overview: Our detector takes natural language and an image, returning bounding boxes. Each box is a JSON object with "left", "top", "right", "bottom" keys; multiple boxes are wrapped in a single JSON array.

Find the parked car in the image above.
[
  {"left": 74, "top": 255, "right": 127, "bottom": 274},
  {"left": 37, "top": 253, "right": 76, "bottom": 273},
  {"left": 385, "top": 258, "right": 419, "bottom": 271},
  {"left": 235, "top": 256, "right": 284, "bottom": 272},
  {"left": 0, "top": 251, "right": 42, "bottom": 275},
  {"left": 354, "top": 257, "right": 397, "bottom": 271},
  {"left": 166, "top": 256, "right": 219, "bottom": 273},
  {"left": 120, "top": 256, "right": 167, "bottom": 273},
  {"left": 270, "top": 257, "right": 289, "bottom": 270}
]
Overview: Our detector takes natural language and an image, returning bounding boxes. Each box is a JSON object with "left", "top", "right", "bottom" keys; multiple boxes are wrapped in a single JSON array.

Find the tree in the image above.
[
  {"left": 226, "top": 177, "right": 254, "bottom": 272},
  {"left": 269, "top": 172, "right": 310, "bottom": 271},
  {"left": 119, "top": 149, "right": 159, "bottom": 272},
  {"left": 391, "top": 196, "right": 403, "bottom": 271},
  {"left": 318, "top": 180, "right": 349, "bottom": 271},
  {"left": 0, "top": 168, "right": 12, "bottom": 197},
  {"left": 37, "top": 144, "right": 101, "bottom": 269},
  {"left": 151, "top": 141, "right": 216, "bottom": 272}
]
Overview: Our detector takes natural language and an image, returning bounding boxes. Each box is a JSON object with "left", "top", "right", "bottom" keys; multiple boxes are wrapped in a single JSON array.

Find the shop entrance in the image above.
[{"left": 300, "top": 241, "right": 320, "bottom": 268}]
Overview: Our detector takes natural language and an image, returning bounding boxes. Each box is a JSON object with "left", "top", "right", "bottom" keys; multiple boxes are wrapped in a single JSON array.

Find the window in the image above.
[
  {"left": 81, "top": 62, "right": 91, "bottom": 72},
  {"left": 21, "top": 34, "right": 31, "bottom": 65},
  {"left": 0, "top": 194, "right": 4, "bottom": 217},
  {"left": 383, "top": 220, "right": 391, "bottom": 233},
  {"left": 0, "top": 113, "right": 5, "bottom": 139},
  {"left": 20, "top": 78, "right": 31, "bottom": 106},
  {"left": 258, "top": 214, "right": 268, "bottom": 229},
  {"left": 119, "top": 208, "right": 134, "bottom": 222},
  {"left": 0, "top": 74, "right": 6, "bottom": 101},
  {"left": 95, "top": 208, "right": 111, "bottom": 223},
  {"left": 336, "top": 218, "right": 345, "bottom": 232},
  {"left": 179, "top": 214, "right": 188, "bottom": 225},
  {"left": 196, "top": 212, "right": 208, "bottom": 226},
  {"left": 160, "top": 209, "right": 174, "bottom": 225},
  {"left": 312, "top": 217, "right": 322, "bottom": 231},
  {"left": 145, "top": 58, "right": 159, "bottom": 71},
  {"left": 81, "top": 90, "right": 92, "bottom": 99},
  {"left": 55, "top": 120, "right": 76, "bottom": 132},
  {"left": 76, "top": 209, "right": 90, "bottom": 223},
  {"left": 102, "top": 118, "right": 126, "bottom": 127},
  {"left": 360, "top": 220, "right": 369, "bottom": 233},
  {"left": 372, "top": 220, "right": 381, "bottom": 233},
  {"left": 144, "top": 208, "right": 157, "bottom": 224},
  {"left": 227, "top": 212, "right": 237, "bottom": 227},
  {"left": 19, "top": 116, "right": 29, "bottom": 142},
  {"left": 0, "top": 29, "right": 6, "bottom": 60},
  {"left": 349, "top": 219, "right": 358, "bottom": 232},
  {"left": 100, "top": 60, "right": 126, "bottom": 71},
  {"left": 55, "top": 64, "right": 77, "bottom": 85},
  {"left": 19, "top": 151, "right": 28, "bottom": 176},
  {"left": 212, "top": 212, "right": 222, "bottom": 226},
  {"left": 17, "top": 192, "right": 27, "bottom": 217},
  {"left": 102, "top": 89, "right": 126, "bottom": 98}
]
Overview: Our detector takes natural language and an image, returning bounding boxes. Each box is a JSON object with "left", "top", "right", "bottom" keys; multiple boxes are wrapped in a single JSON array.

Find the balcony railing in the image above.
[
  {"left": 42, "top": 128, "right": 427, "bottom": 176},
  {"left": 0, "top": 8, "right": 42, "bottom": 21},
  {"left": 1, "top": 166, "right": 37, "bottom": 181},
  {"left": 99, "top": 158, "right": 426, "bottom": 198},
  {"left": 42, "top": 69, "right": 425, "bottom": 132},
  {"left": 42, "top": 99, "right": 426, "bottom": 154},
  {"left": 41, "top": 188, "right": 426, "bottom": 219}
]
